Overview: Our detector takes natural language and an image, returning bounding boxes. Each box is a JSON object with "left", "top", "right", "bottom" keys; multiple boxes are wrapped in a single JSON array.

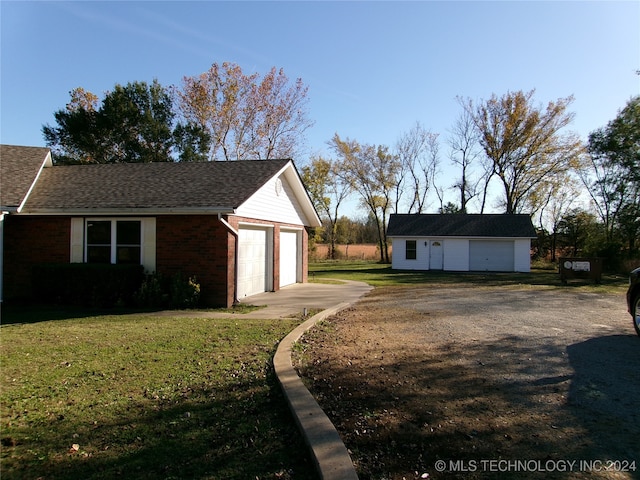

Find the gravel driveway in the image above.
[{"left": 296, "top": 284, "right": 640, "bottom": 479}]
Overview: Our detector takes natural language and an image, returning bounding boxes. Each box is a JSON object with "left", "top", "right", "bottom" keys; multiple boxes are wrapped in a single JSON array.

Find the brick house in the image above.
[{"left": 0, "top": 144, "right": 321, "bottom": 306}]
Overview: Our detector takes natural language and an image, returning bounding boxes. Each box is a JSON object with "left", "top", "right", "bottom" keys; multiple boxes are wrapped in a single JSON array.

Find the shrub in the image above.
[
  {"left": 32, "top": 263, "right": 144, "bottom": 308},
  {"left": 134, "top": 272, "right": 168, "bottom": 308},
  {"left": 170, "top": 274, "right": 201, "bottom": 309},
  {"left": 133, "top": 272, "right": 200, "bottom": 309}
]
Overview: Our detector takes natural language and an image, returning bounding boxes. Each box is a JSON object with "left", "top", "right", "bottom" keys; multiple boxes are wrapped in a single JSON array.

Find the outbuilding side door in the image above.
[{"left": 429, "top": 240, "right": 443, "bottom": 270}]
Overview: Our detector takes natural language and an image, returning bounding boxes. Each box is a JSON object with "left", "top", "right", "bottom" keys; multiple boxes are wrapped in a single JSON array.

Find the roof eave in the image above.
[
  {"left": 16, "top": 150, "right": 53, "bottom": 213},
  {"left": 17, "top": 207, "right": 237, "bottom": 216},
  {"left": 272, "top": 160, "right": 322, "bottom": 227},
  {"left": 387, "top": 234, "right": 537, "bottom": 239}
]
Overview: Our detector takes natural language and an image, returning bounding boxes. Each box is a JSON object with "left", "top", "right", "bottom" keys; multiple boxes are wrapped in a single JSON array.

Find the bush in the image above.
[
  {"left": 32, "top": 263, "right": 144, "bottom": 308},
  {"left": 134, "top": 272, "right": 200, "bottom": 309},
  {"left": 134, "top": 272, "right": 168, "bottom": 308},
  {"left": 170, "top": 274, "right": 201, "bottom": 309}
]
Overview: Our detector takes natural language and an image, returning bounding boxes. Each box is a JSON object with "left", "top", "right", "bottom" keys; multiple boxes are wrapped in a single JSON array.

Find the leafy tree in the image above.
[
  {"left": 172, "top": 123, "right": 211, "bottom": 162},
  {"left": 99, "top": 81, "right": 175, "bottom": 163},
  {"left": 468, "top": 90, "right": 583, "bottom": 215},
  {"left": 301, "top": 156, "right": 352, "bottom": 259},
  {"left": 580, "top": 96, "right": 640, "bottom": 254},
  {"left": 557, "top": 209, "right": 600, "bottom": 257},
  {"left": 178, "top": 62, "right": 313, "bottom": 161},
  {"left": 331, "top": 134, "right": 399, "bottom": 263},
  {"left": 439, "top": 202, "right": 463, "bottom": 214},
  {"left": 43, "top": 81, "right": 210, "bottom": 164}
]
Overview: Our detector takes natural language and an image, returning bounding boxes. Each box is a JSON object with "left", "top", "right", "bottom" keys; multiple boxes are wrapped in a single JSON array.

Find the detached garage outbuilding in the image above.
[{"left": 387, "top": 214, "right": 537, "bottom": 273}]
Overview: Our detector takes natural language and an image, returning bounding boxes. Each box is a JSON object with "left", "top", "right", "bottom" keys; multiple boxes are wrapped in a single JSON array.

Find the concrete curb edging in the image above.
[{"left": 274, "top": 301, "right": 360, "bottom": 480}]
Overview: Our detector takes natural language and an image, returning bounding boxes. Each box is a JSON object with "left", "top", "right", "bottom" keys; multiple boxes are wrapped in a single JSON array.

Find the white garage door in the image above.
[
  {"left": 238, "top": 227, "right": 267, "bottom": 298},
  {"left": 469, "top": 240, "right": 514, "bottom": 272},
  {"left": 279, "top": 231, "right": 298, "bottom": 288}
]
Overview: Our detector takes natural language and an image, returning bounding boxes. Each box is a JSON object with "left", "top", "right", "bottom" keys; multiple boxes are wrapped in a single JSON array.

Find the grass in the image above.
[
  {"left": 0, "top": 261, "right": 630, "bottom": 479},
  {"left": 309, "top": 260, "right": 629, "bottom": 294},
  {"left": 0, "top": 309, "right": 317, "bottom": 480}
]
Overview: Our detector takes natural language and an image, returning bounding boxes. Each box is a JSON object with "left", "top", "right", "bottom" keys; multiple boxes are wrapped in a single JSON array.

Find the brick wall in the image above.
[
  {"left": 3, "top": 213, "right": 311, "bottom": 307},
  {"left": 3, "top": 215, "right": 70, "bottom": 301},
  {"left": 156, "top": 215, "right": 233, "bottom": 307}
]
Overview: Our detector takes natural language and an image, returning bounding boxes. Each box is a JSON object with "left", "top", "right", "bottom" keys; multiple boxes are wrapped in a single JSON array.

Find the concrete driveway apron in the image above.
[{"left": 239, "top": 280, "right": 373, "bottom": 318}]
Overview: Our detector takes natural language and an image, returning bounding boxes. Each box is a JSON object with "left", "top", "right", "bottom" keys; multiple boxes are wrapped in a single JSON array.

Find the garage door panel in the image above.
[
  {"left": 238, "top": 228, "right": 267, "bottom": 298},
  {"left": 469, "top": 240, "right": 514, "bottom": 272}
]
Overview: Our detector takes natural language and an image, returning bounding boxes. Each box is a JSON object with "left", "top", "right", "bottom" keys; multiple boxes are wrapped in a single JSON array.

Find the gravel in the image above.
[{"left": 297, "top": 284, "right": 640, "bottom": 479}]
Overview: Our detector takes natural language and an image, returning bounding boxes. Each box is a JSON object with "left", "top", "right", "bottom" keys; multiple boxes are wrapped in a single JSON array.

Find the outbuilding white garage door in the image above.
[
  {"left": 238, "top": 227, "right": 268, "bottom": 298},
  {"left": 279, "top": 231, "right": 298, "bottom": 288},
  {"left": 469, "top": 240, "right": 514, "bottom": 272}
]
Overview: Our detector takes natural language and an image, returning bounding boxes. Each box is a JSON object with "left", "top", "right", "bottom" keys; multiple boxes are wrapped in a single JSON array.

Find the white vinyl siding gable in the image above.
[{"left": 235, "top": 174, "right": 307, "bottom": 225}]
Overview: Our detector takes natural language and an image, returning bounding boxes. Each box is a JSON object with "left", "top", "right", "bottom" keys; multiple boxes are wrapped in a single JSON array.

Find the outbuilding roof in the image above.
[
  {"left": 0, "top": 145, "right": 52, "bottom": 211},
  {"left": 387, "top": 214, "right": 537, "bottom": 238},
  {"left": 22, "top": 159, "right": 292, "bottom": 213}
]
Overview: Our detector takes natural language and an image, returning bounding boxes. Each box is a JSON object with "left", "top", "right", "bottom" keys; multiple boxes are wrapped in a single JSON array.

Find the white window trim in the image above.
[{"left": 71, "top": 217, "right": 156, "bottom": 273}]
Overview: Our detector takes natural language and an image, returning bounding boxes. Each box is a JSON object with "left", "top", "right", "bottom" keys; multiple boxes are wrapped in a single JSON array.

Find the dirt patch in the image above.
[{"left": 295, "top": 285, "right": 639, "bottom": 480}]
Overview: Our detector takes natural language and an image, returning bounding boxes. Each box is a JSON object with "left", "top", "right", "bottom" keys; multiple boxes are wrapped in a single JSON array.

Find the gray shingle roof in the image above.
[
  {"left": 23, "top": 160, "right": 290, "bottom": 212},
  {"left": 0, "top": 145, "right": 51, "bottom": 210},
  {"left": 387, "top": 214, "right": 537, "bottom": 238}
]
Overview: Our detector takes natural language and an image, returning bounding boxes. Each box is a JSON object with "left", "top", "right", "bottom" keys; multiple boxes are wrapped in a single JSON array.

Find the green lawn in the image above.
[
  {"left": 0, "top": 262, "right": 629, "bottom": 479},
  {"left": 0, "top": 309, "right": 316, "bottom": 479},
  {"left": 309, "top": 260, "right": 629, "bottom": 294}
]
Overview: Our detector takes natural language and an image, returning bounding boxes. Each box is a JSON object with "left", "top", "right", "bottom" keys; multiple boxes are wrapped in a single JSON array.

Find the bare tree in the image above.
[
  {"left": 394, "top": 122, "right": 440, "bottom": 213},
  {"left": 448, "top": 97, "right": 484, "bottom": 213}
]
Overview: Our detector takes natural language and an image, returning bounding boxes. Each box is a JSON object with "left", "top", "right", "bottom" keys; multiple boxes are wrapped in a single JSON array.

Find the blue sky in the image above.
[{"left": 2, "top": 1, "right": 639, "bottom": 213}]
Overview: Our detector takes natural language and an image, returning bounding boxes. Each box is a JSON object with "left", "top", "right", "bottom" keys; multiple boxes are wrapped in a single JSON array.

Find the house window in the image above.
[
  {"left": 406, "top": 240, "right": 417, "bottom": 260},
  {"left": 86, "top": 220, "right": 142, "bottom": 264}
]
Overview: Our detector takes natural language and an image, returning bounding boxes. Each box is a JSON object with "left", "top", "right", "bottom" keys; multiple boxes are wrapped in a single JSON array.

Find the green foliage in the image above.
[
  {"left": 32, "top": 263, "right": 144, "bottom": 307},
  {"left": 170, "top": 273, "right": 201, "bottom": 309},
  {"left": 439, "top": 202, "right": 463, "bottom": 214},
  {"left": 43, "top": 81, "right": 210, "bottom": 164},
  {"left": 134, "top": 272, "right": 200, "bottom": 309},
  {"left": 133, "top": 272, "right": 167, "bottom": 307},
  {"left": 583, "top": 95, "right": 640, "bottom": 255}
]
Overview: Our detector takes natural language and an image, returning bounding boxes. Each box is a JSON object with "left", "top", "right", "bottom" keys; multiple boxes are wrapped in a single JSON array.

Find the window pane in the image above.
[
  {"left": 87, "top": 221, "right": 111, "bottom": 244},
  {"left": 406, "top": 240, "right": 417, "bottom": 260},
  {"left": 117, "top": 246, "right": 141, "bottom": 264},
  {"left": 117, "top": 221, "right": 141, "bottom": 245},
  {"left": 87, "top": 246, "right": 111, "bottom": 264}
]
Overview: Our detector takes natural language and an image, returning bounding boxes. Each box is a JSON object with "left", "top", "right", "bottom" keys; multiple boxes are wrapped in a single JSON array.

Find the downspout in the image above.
[
  {"left": 0, "top": 212, "right": 6, "bottom": 303},
  {"left": 218, "top": 214, "right": 239, "bottom": 305}
]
